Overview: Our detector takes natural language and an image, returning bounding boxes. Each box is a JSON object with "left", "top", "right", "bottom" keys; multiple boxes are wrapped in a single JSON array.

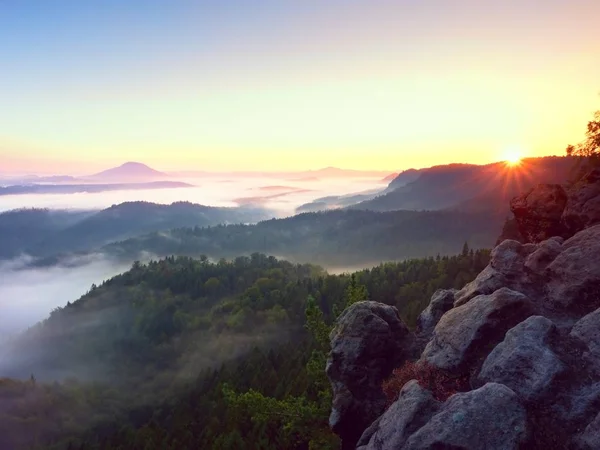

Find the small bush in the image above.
[{"left": 382, "top": 360, "right": 469, "bottom": 403}]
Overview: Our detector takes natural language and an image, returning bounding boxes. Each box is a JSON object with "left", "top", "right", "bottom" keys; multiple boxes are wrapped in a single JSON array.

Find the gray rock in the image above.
[
  {"left": 454, "top": 265, "right": 508, "bottom": 307},
  {"left": 545, "top": 224, "right": 600, "bottom": 312},
  {"left": 490, "top": 239, "right": 536, "bottom": 276},
  {"left": 511, "top": 183, "right": 569, "bottom": 243},
  {"left": 524, "top": 238, "right": 563, "bottom": 274},
  {"left": 454, "top": 240, "right": 536, "bottom": 307},
  {"left": 358, "top": 380, "right": 441, "bottom": 450},
  {"left": 326, "top": 301, "right": 414, "bottom": 449},
  {"left": 404, "top": 383, "right": 528, "bottom": 450},
  {"left": 556, "top": 382, "right": 600, "bottom": 425},
  {"left": 416, "top": 289, "right": 457, "bottom": 339},
  {"left": 563, "top": 168, "right": 600, "bottom": 235},
  {"left": 575, "top": 412, "right": 600, "bottom": 450},
  {"left": 422, "top": 287, "right": 534, "bottom": 373},
  {"left": 477, "top": 316, "right": 564, "bottom": 401},
  {"left": 571, "top": 307, "right": 600, "bottom": 373}
]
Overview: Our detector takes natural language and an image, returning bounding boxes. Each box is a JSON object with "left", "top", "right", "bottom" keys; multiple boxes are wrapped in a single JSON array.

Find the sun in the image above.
[{"left": 502, "top": 147, "right": 523, "bottom": 167}]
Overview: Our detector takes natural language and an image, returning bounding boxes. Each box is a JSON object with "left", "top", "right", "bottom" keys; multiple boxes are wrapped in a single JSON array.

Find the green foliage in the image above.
[{"left": 344, "top": 274, "right": 369, "bottom": 308}]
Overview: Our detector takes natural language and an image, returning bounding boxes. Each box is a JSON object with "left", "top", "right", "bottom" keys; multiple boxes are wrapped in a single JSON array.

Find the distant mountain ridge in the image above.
[{"left": 0, "top": 181, "right": 192, "bottom": 196}]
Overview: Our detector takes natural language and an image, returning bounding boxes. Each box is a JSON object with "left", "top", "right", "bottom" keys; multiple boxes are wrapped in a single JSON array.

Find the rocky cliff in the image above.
[{"left": 327, "top": 168, "right": 600, "bottom": 449}]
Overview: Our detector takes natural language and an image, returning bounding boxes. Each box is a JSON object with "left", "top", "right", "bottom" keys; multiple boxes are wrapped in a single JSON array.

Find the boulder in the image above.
[
  {"left": 326, "top": 301, "right": 414, "bottom": 449},
  {"left": 422, "top": 287, "right": 534, "bottom": 373},
  {"left": 524, "top": 238, "right": 563, "bottom": 274},
  {"left": 556, "top": 382, "right": 600, "bottom": 425},
  {"left": 454, "top": 265, "right": 508, "bottom": 307},
  {"left": 357, "top": 380, "right": 441, "bottom": 450},
  {"left": 570, "top": 307, "right": 600, "bottom": 373},
  {"left": 454, "top": 240, "right": 537, "bottom": 307},
  {"left": 563, "top": 168, "right": 600, "bottom": 235},
  {"left": 575, "top": 412, "right": 600, "bottom": 450},
  {"left": 476, "top": 316, "right": 564, "bottom": 401},
  {"left": 510, "top": 183, "right": 569, "bottom": 243},
  {"left": 415, "top": 289, "right": 457, "bottom": 339},
  {"left": 404, "top": 383, "right": 528, "bottom": 450},
  {"left": 545, "top": 224, "right": 600, "bottom": 313}
]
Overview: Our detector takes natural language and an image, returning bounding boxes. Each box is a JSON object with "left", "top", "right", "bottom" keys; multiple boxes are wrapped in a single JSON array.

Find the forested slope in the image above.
[{"left": 0, "top": 249, "right": 489, "bottom": 449}]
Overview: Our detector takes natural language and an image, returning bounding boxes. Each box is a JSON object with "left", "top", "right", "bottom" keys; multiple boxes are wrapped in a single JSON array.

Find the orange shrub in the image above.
[{"left": 382, "top": 360, "right": 469, "bottom": 404}]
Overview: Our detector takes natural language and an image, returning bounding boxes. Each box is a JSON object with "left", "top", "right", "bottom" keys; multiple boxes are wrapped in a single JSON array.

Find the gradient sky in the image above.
[{"left": 1, "top": 0, "right": 599, "bottom": 174}]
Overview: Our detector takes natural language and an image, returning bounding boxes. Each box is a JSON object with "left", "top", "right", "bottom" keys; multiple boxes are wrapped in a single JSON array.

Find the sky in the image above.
[{"left": 1, "top": 0, "right": 599, "bottom": 174}]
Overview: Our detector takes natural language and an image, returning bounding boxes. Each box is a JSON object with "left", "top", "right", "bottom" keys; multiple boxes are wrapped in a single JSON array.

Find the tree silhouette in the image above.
[{"left": 567, "top": 110, "right": 600, "bottom": 158}]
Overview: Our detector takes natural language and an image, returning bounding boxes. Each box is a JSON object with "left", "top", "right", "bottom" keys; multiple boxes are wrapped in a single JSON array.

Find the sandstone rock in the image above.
[
  {"left": 454, "top": 240, "right": 536, "bottom": 307},
  {"left": 570, "top": 307, "right": 600, "bottom": 373},
  {"left": 422, "top": 287, "right": 534, "bottom": 373},
  {"left": 545, "top": 224, "right": 600, "bottom": 312},
  {"left": 415, "top": 289, "right": 457, "bottom": 339},
  {"left": 575, "top": 412, "right": 600, "bottom": 450},
  {"left": 476, "top": 316, "right": 564, "bottom": 401},
  {"left": 524, "top": 238, "right": 563, "bottom": 274},
  {"left": 563, "top": 168, "right": 600, "bottom": 235},
  {"left": 404, "top": 383, "right": 528, "bottom": 450},
  {"left": 557, "top": 382, "right": 600, "bottom": 425},
  {"left": 326, "top": 301, "right": 414, "bottom": 449},
  {"left": 511, "top": 184, "right": 569, "bottom": 243},
  {"left": 357, "top": 380, "right": 441, "bottom": 450},
  {"left": 490, "top": 239, "right": 536, "bottom": 275},
  {"left": 453, "top": 265, "right": 508, "bottom": 307}
]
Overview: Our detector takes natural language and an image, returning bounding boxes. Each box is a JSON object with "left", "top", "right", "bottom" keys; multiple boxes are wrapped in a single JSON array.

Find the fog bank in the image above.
[{"left": 0, "top": 256, "right": 131, "bottom": 337}]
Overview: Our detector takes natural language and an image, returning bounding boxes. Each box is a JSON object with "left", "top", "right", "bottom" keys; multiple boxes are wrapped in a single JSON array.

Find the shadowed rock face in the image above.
[
  {"left": 326, "top": 301, "right": 415, "bottom": 449},
  {"left": 415, "top": 288, "right": 456, "bottom": 344},
  {"left": 328, "top": 173, "right": 600, "bottom": 450},
  {"left": 544, "top": 224, "right": 600, "bottom": 313},
  {"left": 510, "top": 168, "right": 600, "bottom": 244},
  {"left": 511, "top": 183, "right": 569, "bottom": 243}
]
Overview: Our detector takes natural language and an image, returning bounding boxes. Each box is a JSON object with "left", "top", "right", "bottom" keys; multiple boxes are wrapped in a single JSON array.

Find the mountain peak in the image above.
[{"left": 88, "top": 162, "right": 167, "bottom": 180}]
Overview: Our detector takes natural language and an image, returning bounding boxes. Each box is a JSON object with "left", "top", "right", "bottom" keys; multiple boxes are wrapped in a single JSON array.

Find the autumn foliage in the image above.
[{"left": 382, "top": 360, "right": 469, "bottom": 403}]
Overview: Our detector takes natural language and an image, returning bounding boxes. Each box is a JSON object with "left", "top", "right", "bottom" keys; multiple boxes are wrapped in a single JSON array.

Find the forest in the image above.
[
  {"left": 103, "top": 209, "right": 499, "bottom": 268},
  {"left": 0, "top": 247, "right": 490, "bottom": 450}
]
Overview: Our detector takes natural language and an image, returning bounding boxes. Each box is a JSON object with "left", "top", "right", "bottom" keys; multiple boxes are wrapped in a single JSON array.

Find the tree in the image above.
[
  {"left": 567, "top": 110, "right": 600, "bottom": 158},
  {"left": 344, "top": 274, "right": 369, "bottom": 308}
]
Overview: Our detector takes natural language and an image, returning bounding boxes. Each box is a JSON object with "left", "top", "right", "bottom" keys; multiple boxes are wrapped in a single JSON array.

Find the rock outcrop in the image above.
[
  {"left": 403, "top": 383, "right": 528, "bottom": 450},
  {"left": 422, "top": 288, "right": 534, "bottom": 374},
  {"left": 571, "top": 307, "right": 600, "bottom": 373},
  {"left": 510, "top": 183, "right": 569, "bottom": 243},
  {"left": 476, "top": 316, "right": 564, "bottom": 401},
  {"left": 415, "top": 288, "right": 456, "bottom": 344},
  {"left": 327, "top": 170, "right": 600, "bottom": 449},
  {"left": 327, "top": 301, "right": 415, "bottom": 449},
  {"left": 510, "top": 168, "right": 600, "bottom": 244},
  {"left": 356, "top": 380, "right": 440, "bottom": 450}
]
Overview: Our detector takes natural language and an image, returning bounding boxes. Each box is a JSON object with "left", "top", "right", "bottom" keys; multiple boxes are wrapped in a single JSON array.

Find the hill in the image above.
[
  {"left": 0, "top": 209, "right": 95, "bottom": 259},
  {"left": 0, "top": 202, "right": 271, "bottom": 260},
  {"left": 87, "top": 162, "right": 168, "bottom": 181},
  {"left": 354, "top": 156, "right": 575, "bottom": 213},
  {"left": 102, "top": 208, "right": 502, "bottom": 268}
]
